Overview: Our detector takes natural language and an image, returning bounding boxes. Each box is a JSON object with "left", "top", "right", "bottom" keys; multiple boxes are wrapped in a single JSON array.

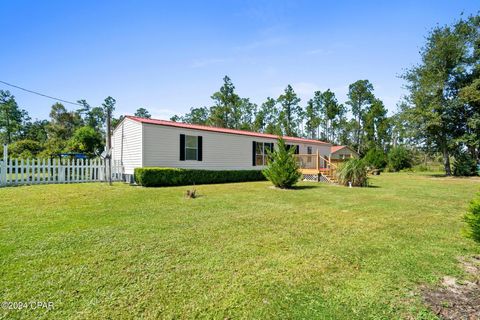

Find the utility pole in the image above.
[
  {"left": 106, "top": 107, "right": 112, "bottom": 186},
  {"left": 101, "top": 96, "right": 116, "bottom": 186}
]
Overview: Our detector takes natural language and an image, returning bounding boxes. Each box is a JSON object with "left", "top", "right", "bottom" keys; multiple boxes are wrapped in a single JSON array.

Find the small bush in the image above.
[
  {"left": 453, "top": 152, "right": 477, "bottom": 176},
  {"left": 9, "top": 139, "right": 44, "bottom": 159},
  {"left": 464, "top": 194, "right": 480, "bottom": 243},
  {"left": 387, "top": 146, "right": 413, "bottom": 172},
  {"left": 262, "top": 137, "right": 301, "bottom": 189},
  {"left": 363, "top": 147, "right": 387, "bottom": 170},
  {"left": 134, "top": 168, "right": 265, "bottom": 187},
  {"left": 336, "top": 158, "right": 368, "bottom": 187}
]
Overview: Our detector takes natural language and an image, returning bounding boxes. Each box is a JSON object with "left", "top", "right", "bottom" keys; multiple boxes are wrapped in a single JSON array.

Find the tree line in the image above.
[
  {"left": 0, "top": 92, "right": 151, "bottom": 158},
  {"left": 170, "top": 76, "right": 391, "bottom": 155}
]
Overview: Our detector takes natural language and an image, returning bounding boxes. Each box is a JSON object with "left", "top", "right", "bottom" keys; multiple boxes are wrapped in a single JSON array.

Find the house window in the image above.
[
  {"left": 307, "top": 146, "right": 313, "bottom": 163},
  {"left": 185, "top": 135, "right": 198, "bottom": 160},
  {"left": 255, "top": 142, "right": 273, "bottom": 166},
  {"left": 286, "top": 144, "right": 300, "bottom": 154}
]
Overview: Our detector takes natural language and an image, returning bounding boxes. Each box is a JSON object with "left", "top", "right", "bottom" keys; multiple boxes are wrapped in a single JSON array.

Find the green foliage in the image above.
[
  {"left": 134, "top": 168, "right": 265, "bottom": 187},
  {"left": 262, "top": 138, "right": 301, "bottom": 188},
  {"left": 453, "top": 152, "right": 478, "bottom": 176},
  {"left": 38, "top": 138, "right": 67, "bottom": 158},
  {"left": 387, "top": 146, "right": 413, "bottom": 172},
  {"left": 253, "top": 97, "right": 281, "bottom": 134},
  {"left": 67, "top": 126, "right": 104, "bottom": 156},
  {"left": 346, "top": 80, "right": 374, "bottom": 153},
  {"left": 48, "top": 102, "right": 83, "bottom": 141},
  {"left": 209, "top": 76, "right": 243, "bottom": 129},
  {"left": 401, "top": 14, "right": 480, "bottom": 175},
  {"left": 336, "top": 158, "right": 368, "bottom": 187},
  {"left": 0, "top": 90, "right": 30, "bottom": 144},
  {"left": 277, "top": 85, "right": 302, "bottom": 137},
  {"left": 134, "top": 107, "right": 151, "bottom": 118},
  {"left": 8, "top": 139, "right": 44, "bottom": 159},
  {"left": 464, "top": 194, "right": 480, "bottom": 243},
  {"left": 21, "top": 119, "right": 49, "bottom": 143},
  {"left": 363, "top": 147, "right": 387, "bottom": 169}
]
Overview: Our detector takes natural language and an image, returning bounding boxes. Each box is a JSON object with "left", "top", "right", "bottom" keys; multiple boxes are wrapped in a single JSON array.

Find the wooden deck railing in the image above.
[{"left": 294, "top": 151, "right": 337, "bottom": 177}]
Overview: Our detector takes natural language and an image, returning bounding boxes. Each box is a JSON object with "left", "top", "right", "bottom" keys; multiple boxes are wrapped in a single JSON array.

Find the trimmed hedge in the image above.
[{"left": 134, "top": 167, "right": 266, "bottom": 187}]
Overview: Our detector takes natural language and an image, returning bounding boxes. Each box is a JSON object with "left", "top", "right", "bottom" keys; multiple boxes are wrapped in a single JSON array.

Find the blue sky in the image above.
[{"left": 1, "top": 1, "right": 478, "bottom": 120}]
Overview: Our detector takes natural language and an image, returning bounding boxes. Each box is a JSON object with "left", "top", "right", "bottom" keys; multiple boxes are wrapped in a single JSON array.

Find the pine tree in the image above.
[{"left": 262, "top": 137, "right": 301, "bottom": 189}]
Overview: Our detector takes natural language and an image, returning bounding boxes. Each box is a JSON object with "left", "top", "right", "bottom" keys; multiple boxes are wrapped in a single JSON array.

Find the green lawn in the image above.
[{"left": 1, "top": 173, "right": 479, "bottom": 319}]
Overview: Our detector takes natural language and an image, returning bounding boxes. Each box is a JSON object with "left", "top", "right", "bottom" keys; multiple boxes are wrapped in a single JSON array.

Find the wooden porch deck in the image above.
[{"left": 294, "top": 152, "right": 338, "bottom": 183}]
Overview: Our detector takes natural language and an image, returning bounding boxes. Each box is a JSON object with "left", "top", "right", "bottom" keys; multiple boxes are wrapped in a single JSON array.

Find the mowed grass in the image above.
[{"left": 1, "top": 173, "right": 479, "bottom": 319}]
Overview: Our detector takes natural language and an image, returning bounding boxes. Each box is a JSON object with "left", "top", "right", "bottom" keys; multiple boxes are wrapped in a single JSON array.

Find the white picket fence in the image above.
[{"left": 0, "top": 147, "right": 123, "bottom": 187}]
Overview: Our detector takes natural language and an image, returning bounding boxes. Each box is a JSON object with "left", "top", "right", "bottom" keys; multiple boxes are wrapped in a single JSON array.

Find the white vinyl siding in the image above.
[
  {"left": 112, "top": 118, "right": 143, "bottom": 174},
  {"left": 142, "top": 123, "right": 278, "bottom": 170}
]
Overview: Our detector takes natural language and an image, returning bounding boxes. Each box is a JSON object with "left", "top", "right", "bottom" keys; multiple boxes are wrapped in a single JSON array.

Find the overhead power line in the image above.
[{"left": 0, "top": 80, "right": 82, "bottom": 106}]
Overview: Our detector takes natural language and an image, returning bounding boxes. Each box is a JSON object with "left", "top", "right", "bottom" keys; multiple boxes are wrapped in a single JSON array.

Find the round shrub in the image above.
[
  {"left": 336, "top": 158, "right": 368, "bottom": 187},
  {"left": 453, "top": 152, "right": 477, "bottom": 176},
  {"left": 9, "top": 139, "right": 44, "bottom": 159},
  {"left": 363, "top": 147, "right": 387, "bottom": 169},
  {"left": 387, "top": 146, "right": 412, "bottom": 172}
]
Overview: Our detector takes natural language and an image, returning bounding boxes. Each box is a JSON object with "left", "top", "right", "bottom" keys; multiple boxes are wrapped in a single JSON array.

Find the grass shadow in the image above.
[{"left": 292, "top": 185, "right": 319, "bottom": 190}]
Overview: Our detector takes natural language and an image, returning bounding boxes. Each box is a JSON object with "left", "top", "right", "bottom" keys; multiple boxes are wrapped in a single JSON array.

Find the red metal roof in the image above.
[{"left": 126, "top": 115, "right": 330, "bottom": 145}]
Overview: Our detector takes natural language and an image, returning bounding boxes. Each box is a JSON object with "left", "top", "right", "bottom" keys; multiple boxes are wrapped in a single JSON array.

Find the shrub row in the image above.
[{"left": 134, "top": 167, "right": 266, "bottom": 187}]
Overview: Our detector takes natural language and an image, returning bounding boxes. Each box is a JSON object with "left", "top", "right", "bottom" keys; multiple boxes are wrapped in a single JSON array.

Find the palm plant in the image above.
[{"left": 336, "top": 158, "right": 368, "bottom": 187}]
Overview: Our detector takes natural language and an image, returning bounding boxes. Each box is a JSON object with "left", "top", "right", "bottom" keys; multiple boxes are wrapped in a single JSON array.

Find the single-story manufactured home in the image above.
[{"left": 112, "top": 116, "right": 354, "bottom": 181}]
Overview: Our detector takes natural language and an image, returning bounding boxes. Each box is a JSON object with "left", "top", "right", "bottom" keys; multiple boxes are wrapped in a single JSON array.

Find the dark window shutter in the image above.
[
  {"left": 197, "top": 136, "right": 203, "bottom": 161},
  {"left": 180, "top": 134, "right": 185, "bottom": 161},
  {"left": 295, "top": 145, "right": 300, "bottom": 154},
  {"left": 252, "top": 141, "right": 256, "bottom": 166}
]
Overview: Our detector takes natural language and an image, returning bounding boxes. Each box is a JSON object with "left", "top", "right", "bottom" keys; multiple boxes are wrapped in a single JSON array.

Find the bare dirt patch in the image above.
[{"left": 422, "top": 256, "right": 480, "bottom": 319}]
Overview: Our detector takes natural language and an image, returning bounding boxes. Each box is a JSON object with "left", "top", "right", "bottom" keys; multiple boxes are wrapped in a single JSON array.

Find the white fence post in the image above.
[{"left": 1, "top": 144, "right": 7, "bottom": 187}]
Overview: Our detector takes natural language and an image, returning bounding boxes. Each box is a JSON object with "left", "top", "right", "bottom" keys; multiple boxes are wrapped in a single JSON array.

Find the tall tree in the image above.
[
  {"left": 0, "top": 90, "right": 29, "bottom": 144},
  {"left": 48, "top": 102, "right": 82, "bottom": 141},
  {"left": 134, "top": 107, "right": 151, "bottom": 118},
  {"left": 304, "top": 98, "right": 320, "bottom": 139},
  {"left": 253, "top": 97, "right": 280, "bottom": 134},
  {"left": 182, "top": 107, "right": 209, "bottom": 125},
  {"left": 238, "top": 98, "right": 257, "bottom": 130},
  {"left": 209, "top": 76, "right": 241, "bottom": 128},
  {"left": 402, "top": 16, "right": 477, "bottom": 175},
  {"left": 321, "top": 90, "right": 344, "bottom": 142},
  {"left": 363, "top": 98, "right": 390, "bottom": 150},
  {"left": 102, "top": 96, "right": 116, "bottom": 149},
  {"left": 21, "top": 119, "right": 49, "bottom": 143},
  {"left": 77, "top": 99, "right": 105, "bottom": 133},
  {"left": 346, "top": 80, "right": 374, "bottom": 153},
  {"left": 277, "top": 85, "right": 302, "bottom": 136}
]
